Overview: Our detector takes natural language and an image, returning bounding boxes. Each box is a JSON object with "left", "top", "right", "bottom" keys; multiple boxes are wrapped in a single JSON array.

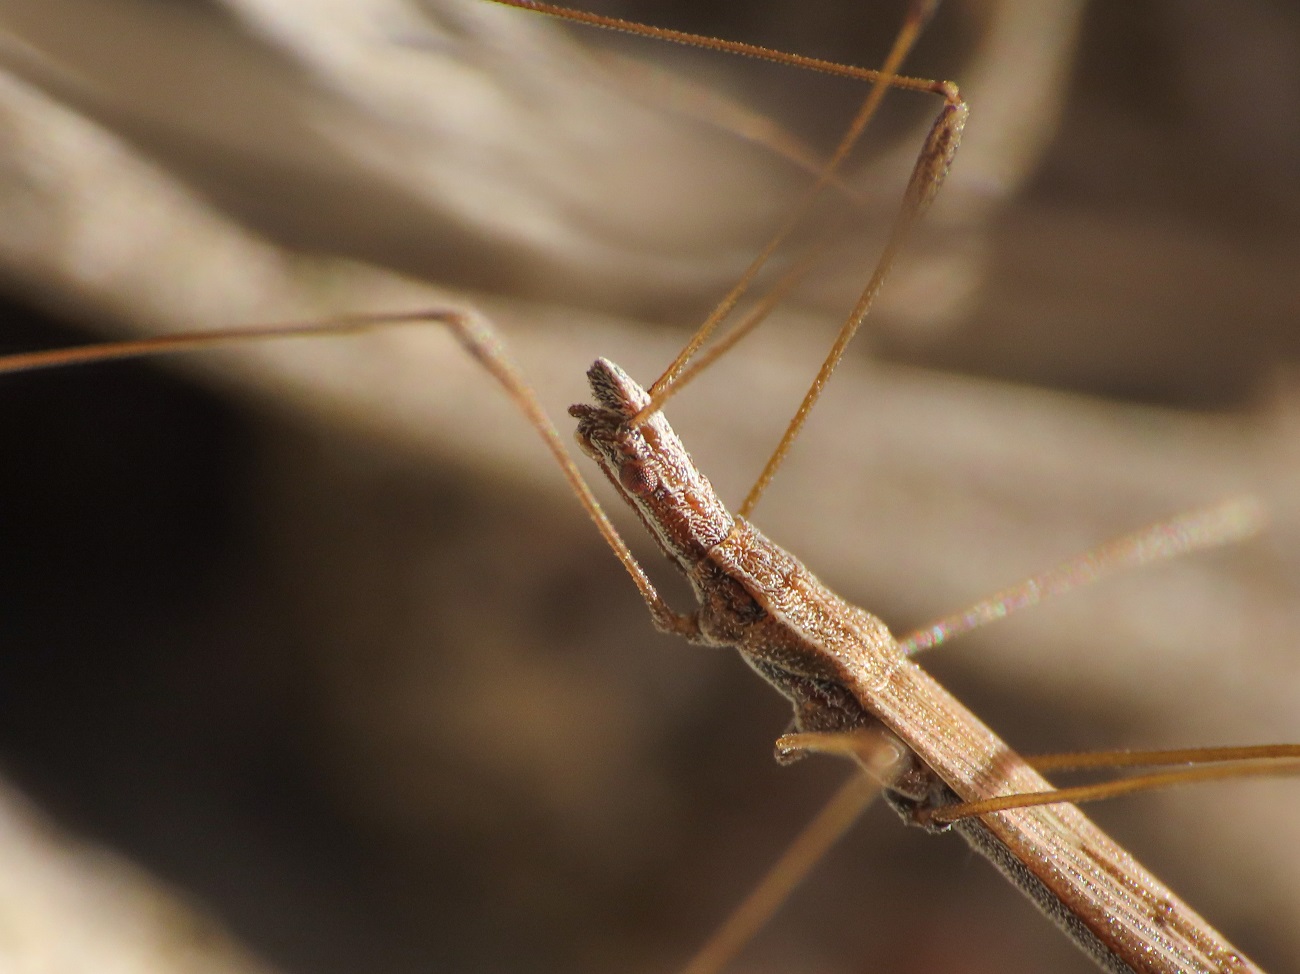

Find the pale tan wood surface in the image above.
[{"left": 0, "top": 2, "right": 1296, "bottom": 972}]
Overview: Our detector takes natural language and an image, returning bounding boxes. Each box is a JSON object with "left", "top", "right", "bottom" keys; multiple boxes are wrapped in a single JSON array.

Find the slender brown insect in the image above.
[{"left": 0, "top": 1, "right": 1294, "bottom": 972}]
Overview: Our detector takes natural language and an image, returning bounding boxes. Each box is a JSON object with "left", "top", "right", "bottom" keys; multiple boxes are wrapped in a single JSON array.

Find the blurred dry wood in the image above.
[{"left": 0, "top": 2, "right": 1297, "bottom": 973}]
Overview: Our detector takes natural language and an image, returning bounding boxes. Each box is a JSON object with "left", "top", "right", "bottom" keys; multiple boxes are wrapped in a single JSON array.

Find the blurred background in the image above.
[{"left": 0, "top": 1, "right": 1297, "bottom": 972}]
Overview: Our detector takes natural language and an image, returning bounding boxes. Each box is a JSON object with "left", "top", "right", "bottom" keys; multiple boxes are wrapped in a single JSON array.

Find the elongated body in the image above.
[{"left": 572, "top": 357, "right": 1259, "bottom": 974}]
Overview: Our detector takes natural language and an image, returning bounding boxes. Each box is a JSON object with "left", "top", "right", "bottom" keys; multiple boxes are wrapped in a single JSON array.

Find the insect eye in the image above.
[{"left": 619, "top": 460, "right": 658, "bottom": 496}]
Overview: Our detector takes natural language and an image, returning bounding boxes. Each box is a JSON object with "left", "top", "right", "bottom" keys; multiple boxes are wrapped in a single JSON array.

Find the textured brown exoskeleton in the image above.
[{"left": 572, "top": 357, "right": 1266, "bottom": 974}]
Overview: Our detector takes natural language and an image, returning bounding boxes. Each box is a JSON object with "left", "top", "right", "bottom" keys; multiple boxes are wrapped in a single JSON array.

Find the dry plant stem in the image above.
[
  {"left": 7, "top": 5, "right": 1288, "bottom": 972},
  {"left": 571, "top": 359, "right": 1271, "bottom": 974}
]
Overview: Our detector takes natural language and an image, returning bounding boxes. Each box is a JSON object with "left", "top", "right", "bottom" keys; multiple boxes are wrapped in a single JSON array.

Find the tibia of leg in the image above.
[{"left": 922, "top": 757, "right": 1300, "bottom": 826}]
